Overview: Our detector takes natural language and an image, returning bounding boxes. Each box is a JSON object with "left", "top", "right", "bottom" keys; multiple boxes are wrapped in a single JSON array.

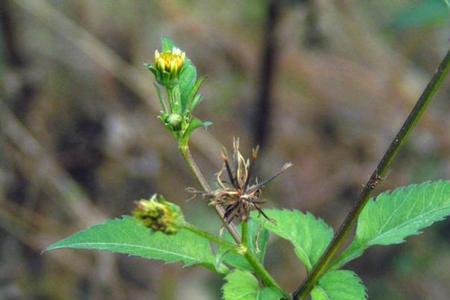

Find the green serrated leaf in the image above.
[
  {"left": 46, "top": 216, "right": 215, "bottom": 268},
  {"left": 336, "top": 181, "right": 450, "bottom": 268},
  {"left": 257, "top": 287, "right": 284, "bottom": 300},
  {"left": 311, "top": 270, "right": 367, "bottom": 300},
  {"left": 223, "top": 270, "right": 283, "bottom": 300},
  {"left": 223, "top": 270, "right": 259, "bottom": 300},
  {"left": 311, "top": 286, "right": 329, "bottom": 300},
  {"left": 252, "top": 209, "right": 333, "bottom": 271},
  {"left": 162, "top": 37, "right": 177, "bottom": 51}
]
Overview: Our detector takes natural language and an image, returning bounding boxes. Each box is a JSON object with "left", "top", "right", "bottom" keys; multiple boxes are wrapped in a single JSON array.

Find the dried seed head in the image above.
[{"left": 209, "top": 138, "right": 292, "bottom": 224}]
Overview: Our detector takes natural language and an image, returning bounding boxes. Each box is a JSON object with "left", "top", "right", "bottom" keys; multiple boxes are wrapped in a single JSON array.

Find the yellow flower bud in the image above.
[{"left": 154, "top": 47, "right": 185, "bottom": 76}]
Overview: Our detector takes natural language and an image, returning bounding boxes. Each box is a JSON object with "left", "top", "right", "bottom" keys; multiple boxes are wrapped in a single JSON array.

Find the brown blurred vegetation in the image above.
[{"left": 0, "top": 0, "right": 449, "bottom": 299}]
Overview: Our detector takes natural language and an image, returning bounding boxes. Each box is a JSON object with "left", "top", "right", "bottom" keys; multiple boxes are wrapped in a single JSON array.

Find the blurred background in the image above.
[{"left": 1, "top": 0, "right": 449, "bottom": 299}]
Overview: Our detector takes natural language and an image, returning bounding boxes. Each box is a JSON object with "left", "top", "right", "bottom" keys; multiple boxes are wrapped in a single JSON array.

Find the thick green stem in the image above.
[
  {"left": 293, "top": 49, "right": 450, "bottom": 300},
  {"left": 179, "top": 145, "right": 241, "bottom": 243}
]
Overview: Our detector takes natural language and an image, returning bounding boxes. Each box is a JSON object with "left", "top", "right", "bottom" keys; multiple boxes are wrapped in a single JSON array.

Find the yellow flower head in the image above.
[{"left": 154, "top": 47, "right": 186, "bottom": 75}]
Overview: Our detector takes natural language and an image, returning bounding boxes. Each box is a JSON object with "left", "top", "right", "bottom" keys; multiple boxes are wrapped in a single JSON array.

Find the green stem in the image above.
[
  {"left": 182, "top": 223, "right": 237, "bottom": 249},
  {"left": 167, "top": 85, "right": 181, "bottom": 114},
  {"left": 244, "top": 251, "right": 285, "bottom": 294},
  {"left": 166, "top": 86, "right": 174, "bottom": 113},
  {"left": 179, "top": 144, "right": 241, "bottom": 243},
  {"left": 241, "top": 220, "right": 249, "bottom": 247},
  {"left": 293, "top": 49, "right": 450, "bottom": 300}
]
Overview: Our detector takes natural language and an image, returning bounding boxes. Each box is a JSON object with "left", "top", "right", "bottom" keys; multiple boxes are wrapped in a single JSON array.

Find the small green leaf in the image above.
[
  {"left": 187, "top": 77, "right": 205, "bottom": 110},
  {"left": 336, "top": 181, "right": 450, "bottom": 268},
  {"left": 162, "top": 37, "right": 177, "bottom": 51},
  {"left": 46, "top": 216, "right": 215, "bottom": 268},
  {"left": 191, "top": 94, "right": 204, "bottom": 110},
  {"left": 252, "top": 209, "right": 333, "bottom": 271},
  {"left": 223, "top": 270, "right": 283, "bottom": 300},
  {"left": 179, "top": 59, "right": 197, "bottom": 112},
  {"left": 180, "top": 117, "right": 209, "bottom": 146},
  {"left": 311, "top": 270, "right": 367, "bottom": 300}
]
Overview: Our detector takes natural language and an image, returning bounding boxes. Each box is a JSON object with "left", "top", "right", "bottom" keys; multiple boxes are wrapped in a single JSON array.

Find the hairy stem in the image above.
[
  {"left": 293, "top": 48, "right": 450, "bottom": 300},
  {"left": 179, "top": 144, "right": 241, "bottom": 243}
]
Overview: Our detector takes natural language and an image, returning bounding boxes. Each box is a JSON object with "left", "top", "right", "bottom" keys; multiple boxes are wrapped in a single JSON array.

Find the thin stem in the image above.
[
  {"left": 241, "top": 220, "right": 249, "bottom": 247},
  {"left": 241, "top": 222, "right": 284, "bottom": 293},
  {"left": 179, "top": 145, "right": 241, "bottom": 243},
  {"left": 293, "top": 48, "right": 450, "bottom": 300},
  {"left": 166, "top": 86, "right": 174, "bottom": 113},
  {"left": 182, "top": 223, "right": 238, "bottom": 250},
  {"left": 244, "top": 251, "right": 285, "bottom": 294},
  {"left": 180, "top": 144, "right": 212, "bottom": 192},
  {"left": 183, "top": 222, "right": 285, "bottom": 291}
]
